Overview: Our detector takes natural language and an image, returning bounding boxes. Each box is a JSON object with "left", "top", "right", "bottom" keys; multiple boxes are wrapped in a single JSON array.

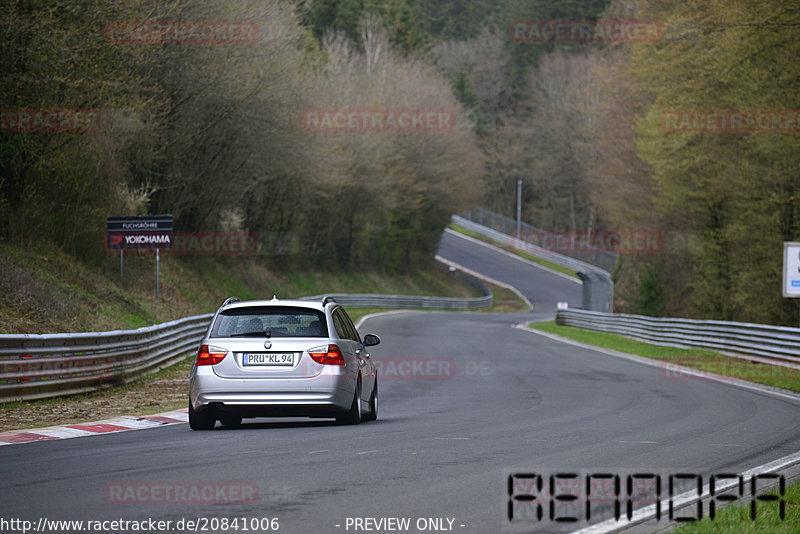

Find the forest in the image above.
[{"left": 1, "top": 0, "right": 798, "bottom": 325}]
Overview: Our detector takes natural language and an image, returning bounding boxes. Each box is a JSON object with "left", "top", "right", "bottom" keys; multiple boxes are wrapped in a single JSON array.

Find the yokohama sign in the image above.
[{"left": 107, "top": 215, "right": 173, "bottom": 250}]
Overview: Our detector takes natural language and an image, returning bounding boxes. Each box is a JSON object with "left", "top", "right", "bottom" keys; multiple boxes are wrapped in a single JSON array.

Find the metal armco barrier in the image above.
[
  {"left": 0, "top": 286, "right": 492, "bottom": 403},
  {"left": 452, "top": 214, "right": 614, "bottom": 312},
  {"left": 556, "top": 308, "right": 800, "bottom": 366},
  {"left": 303, "top": 262, "right": 493, "bottom": 311},
  {"left": 459, "top": 207, "right": 618, "bottom": 272},
  {"left": 0, "top": 314, "right": 214, "bottom": 403},
  {"left": 301, "top": 293, "right": 492, "bottom": 311},
  {"left": 453, "top": 215, "right": 608, "bottom": 277}
]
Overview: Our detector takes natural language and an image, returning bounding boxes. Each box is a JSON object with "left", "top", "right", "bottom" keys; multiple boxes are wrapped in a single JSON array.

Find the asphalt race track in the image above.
[
  {"left": 436, "top": 229, "right": 582, "bottom": 314},
  {"left": 1, "top": 231, "right": 799, "bottom": 533}
]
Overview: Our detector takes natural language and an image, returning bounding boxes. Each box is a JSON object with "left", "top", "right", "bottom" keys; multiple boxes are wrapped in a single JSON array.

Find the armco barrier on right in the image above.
[{"left": 555, "top": 308, "right": 800, "bottom": 366}]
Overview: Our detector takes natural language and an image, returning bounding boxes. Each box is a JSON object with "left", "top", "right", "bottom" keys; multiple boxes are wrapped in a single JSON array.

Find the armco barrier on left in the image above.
[
  {"left": 0, "top": 314, "right": 213, "bottom": 403},
  {"left": 0, "top": 286, "right": 496, "bottom": 403}
]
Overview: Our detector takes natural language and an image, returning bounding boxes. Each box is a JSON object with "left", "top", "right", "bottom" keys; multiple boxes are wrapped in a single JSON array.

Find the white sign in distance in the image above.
[{"left": 783, "top": 242, "right": 800, "bottom": 298}]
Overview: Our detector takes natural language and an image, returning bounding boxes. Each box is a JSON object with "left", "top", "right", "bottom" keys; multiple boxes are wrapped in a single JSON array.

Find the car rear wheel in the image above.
[
  {"left": 363, "top": 380, "right": 378, "bottom": 422},
  {"left": 188, "top": 400, "right": 216, "bottom": 430},
  {"left": 336, "top": 380, "right": 362, "bottom": 425}
]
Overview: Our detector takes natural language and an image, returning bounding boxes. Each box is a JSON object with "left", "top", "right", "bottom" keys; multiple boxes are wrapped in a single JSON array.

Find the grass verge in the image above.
[
  {"left": 529, "top": 321, "right": 800, "bottom": 393},
  {"left": 448, "top": 223, "right": 579, "bottom": 279},
  {"left": 670, "top": 479, "right": 800, "bottom": 532},
  {"left": 0, "top": 239, "right": 485, "bottom": 334},
  {"left": 488, "top": 283, "right": 530, "bottom": 313}
]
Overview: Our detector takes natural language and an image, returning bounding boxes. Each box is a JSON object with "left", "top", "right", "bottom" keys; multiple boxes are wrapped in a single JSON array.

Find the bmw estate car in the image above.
[{"left": 188, "top": 296, "right": 380, "bottom": 430}]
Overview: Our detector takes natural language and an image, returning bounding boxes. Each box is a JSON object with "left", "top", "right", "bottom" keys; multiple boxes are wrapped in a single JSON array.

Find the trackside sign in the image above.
[
  {"left": 107, "top": 215, "right": 173, "bottom": 250},
  {"left": 783, "top": 242, "right": 800, "bottom": 298}
]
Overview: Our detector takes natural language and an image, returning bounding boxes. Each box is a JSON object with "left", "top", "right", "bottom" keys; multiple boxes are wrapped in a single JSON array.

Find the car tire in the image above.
[
  {"left": 363, "top": 379, "right": 378, "bottom": 422},
  {"left": 336, "top": 380, "right": 361, "bottom": 425},
  {"left": 220, "top": 416, "right": 242, "bottom": 427},
  {"left": 188, "top": 400, "right": 216, "bottom": 430}
]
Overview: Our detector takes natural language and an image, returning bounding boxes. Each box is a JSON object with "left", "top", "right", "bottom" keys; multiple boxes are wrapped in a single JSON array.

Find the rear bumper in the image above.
[{"left": 189, "top": 367, "right": 356, "bottom": 417}]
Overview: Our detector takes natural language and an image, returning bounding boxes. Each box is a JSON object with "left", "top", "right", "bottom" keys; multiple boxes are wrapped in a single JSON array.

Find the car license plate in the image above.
[{"left": 242, "top": 353, "right": 295, "bottom": 366}]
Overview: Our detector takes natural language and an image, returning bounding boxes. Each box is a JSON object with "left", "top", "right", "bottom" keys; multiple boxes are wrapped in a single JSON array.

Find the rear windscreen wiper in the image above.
[{"left": 229, "top": 331, "right": 269, "bottom": 337}]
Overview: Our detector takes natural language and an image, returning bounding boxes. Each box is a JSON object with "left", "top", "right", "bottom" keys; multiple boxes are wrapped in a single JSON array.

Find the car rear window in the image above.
[{"left": 211, "top": 306, "right": 328, "bottom": 338}]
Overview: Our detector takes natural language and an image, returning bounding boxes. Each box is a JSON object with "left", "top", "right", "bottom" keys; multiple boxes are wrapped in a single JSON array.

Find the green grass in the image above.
[
  {"left": 448, "top": 223, "right": 579, "bottom": 279},
  {"left": 115, "top": 311, "right": 150, "bottom": 329},
  {"left": 488, "top": 284, "right": 529, "bottom": 313},
  {"left": 529, "top": 321, "right": 800, "bottom": 393},
  {"left": 0, "top": 238, "right": 485, "bottom": 334},
  {"left": 670, "top": 479, "right": 800, "bottom": 533}
]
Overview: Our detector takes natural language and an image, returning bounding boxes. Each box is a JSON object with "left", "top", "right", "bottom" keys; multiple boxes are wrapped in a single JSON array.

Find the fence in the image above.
[{"left": 556, "top": 308, "right": 800, "bottom": 367}]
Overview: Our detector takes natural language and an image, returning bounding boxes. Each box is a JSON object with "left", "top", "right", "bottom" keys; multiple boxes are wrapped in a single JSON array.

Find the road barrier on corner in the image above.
[
  {"left": 302, "top": 262, "right": 493, "bottom": 312},
  {"left": 0, "top": 275, "right": 492, "bottom": 402},
  {"left": 458, "top": 207, "right": 617, "bottom": 272},
  {"left": 301, "top": 292, "right": 492, "bottom": 311},
  {"left": 555, "top": 308, "right": 800, "bottom": 367},
  {"left": 453, "top": 211, "right": 614, "bottom": 312}
]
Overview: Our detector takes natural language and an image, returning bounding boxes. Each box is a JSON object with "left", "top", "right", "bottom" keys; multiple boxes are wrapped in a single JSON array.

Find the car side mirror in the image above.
[{"left": 363, "top": 334, "right": 381, "bottom": 347}]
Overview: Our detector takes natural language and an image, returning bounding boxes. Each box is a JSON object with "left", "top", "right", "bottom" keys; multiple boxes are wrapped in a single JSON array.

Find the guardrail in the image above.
[
  {"left": 460, "top": 207, "right": 617, "bottom": 272},
  {"left": 0, "top": 314, "right": 213, "bottom": 403},
  {"left": 556, "top": 308, "right": 800, "bottom": 367},
  {"left": 302, "top": 292, "right": 492, "bottom": 311},
  {"left": 0, "top": 279, "right": 492, "bottom": 402},
  {"left": 301, "top": 262, "right": 493, "bottom": 312},
  {"left": 452, "top": 214, "right": 614, "bottom": 312},
  {"left": 453, "top": 215, "right": 610, "bottom": 277}
]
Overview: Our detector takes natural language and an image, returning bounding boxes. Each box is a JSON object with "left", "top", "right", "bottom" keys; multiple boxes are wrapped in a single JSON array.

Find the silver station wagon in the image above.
[{"left": 189, "top": 296, "right": 380, "bottom": 430}]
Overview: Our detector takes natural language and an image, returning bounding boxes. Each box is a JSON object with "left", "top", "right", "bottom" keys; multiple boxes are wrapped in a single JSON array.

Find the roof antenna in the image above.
[{"left": 271, "top": 295, "right": 278, "bottom": 301}]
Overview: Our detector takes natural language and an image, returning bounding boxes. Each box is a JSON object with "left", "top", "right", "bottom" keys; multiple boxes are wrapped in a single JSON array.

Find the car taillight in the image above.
[
  {"left": 308, "top": 344, "right": 345, "bottom": 366},
  {"left": 196, "top": 345, "right": 227, "bottom": 366}
]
